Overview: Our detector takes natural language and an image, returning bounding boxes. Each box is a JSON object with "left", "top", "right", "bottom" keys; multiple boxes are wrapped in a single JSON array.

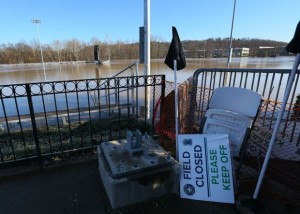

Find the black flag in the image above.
[
  {"left": 286, "top": 21, "right": 300, "bottom": 54},
  {"left": 164, "top": 26, "right": 186, "bottom": 70}
]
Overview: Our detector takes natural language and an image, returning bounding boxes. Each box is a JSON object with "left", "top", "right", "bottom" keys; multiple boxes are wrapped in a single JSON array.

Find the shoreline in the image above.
[{"left": 0, "top": 55, "right": 296, "bottom": 67}]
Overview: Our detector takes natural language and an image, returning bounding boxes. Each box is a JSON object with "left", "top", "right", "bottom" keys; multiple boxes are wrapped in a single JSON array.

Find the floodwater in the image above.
[
  {"left": 0, "top": 56, "right": 297, "bottom": 117},
  {"left": 0, "top": 56, "right": 296, "bottom": 85}
]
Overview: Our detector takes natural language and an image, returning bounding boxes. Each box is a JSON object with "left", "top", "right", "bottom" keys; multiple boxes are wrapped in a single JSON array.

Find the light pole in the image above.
[
  {"left": 227, "top": 0, "right": 237, "bottom": 69},
  {"left": 144, "top": 0, "right": 151, "bottom": 120},
  {"left": 224, "top": 0, "right": 237, "bottom": 86},
  {"left": 31, "top": 19, "right": 46, "bottom": 81}
]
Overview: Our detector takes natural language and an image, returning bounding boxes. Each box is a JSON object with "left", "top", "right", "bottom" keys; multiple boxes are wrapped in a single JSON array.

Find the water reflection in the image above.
[
  {"left": 0, "top": 56, "right": 296, "bottom": 85},
  {"left": 0, "top": 57, "right": 297, "bottom": 118}
]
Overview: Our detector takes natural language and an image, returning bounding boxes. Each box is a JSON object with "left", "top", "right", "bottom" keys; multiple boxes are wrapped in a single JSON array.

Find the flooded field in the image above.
[{"left": 0, "top": 56, "right": 296, "bottom": 85}]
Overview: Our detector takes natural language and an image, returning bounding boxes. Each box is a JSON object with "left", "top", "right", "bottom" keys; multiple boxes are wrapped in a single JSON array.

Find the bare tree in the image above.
[
  {"left": 151, "top": 35, "right": 166, "bottom": 59},
  {"left": 52, "top": 40, "right": 63, "bottom": 63},
  {"left": 30, "top": 39, "right": 40, "bottom": 62},
  {"left": 0, "top": 37, "right": 288, "bottom": 64},
  {"left": 64, "top": 39, "right": 84, "bottom": 61},
  {"left": 89, "top": 37, "right": 101, "bottom": 46},
  {"left": 44, "top": 44, "right": 55, "bottom": 62}
]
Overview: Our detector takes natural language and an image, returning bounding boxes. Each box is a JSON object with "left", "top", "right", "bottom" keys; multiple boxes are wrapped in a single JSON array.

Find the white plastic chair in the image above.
[{"left": 200, "top": 87, "right": 262, "bottom": 157}]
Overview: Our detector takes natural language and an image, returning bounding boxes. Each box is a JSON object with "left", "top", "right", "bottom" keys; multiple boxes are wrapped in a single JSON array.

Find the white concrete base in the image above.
[{"left": 98, "top": 145, "right": 180, "bottom": 209}]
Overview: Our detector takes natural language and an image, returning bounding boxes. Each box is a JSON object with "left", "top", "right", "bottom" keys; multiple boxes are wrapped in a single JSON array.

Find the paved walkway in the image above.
[{"left": 0, "top": 157, "right": 299, "bottom": 214}]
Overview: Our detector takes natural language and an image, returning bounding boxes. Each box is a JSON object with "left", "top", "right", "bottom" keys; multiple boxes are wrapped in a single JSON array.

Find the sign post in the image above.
[{"left": 178, "top": 134, "right": 235, "bottom": 203}]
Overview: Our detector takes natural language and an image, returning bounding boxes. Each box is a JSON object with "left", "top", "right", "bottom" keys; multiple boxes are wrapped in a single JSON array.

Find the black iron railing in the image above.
[{"left": 0, "top": 75, "right": 165, "bottom": 164}]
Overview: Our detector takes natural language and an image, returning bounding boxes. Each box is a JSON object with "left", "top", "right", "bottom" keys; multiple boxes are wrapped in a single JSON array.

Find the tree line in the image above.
[{"left": 0, "top": 37, "right": 288, "bottom": 64}]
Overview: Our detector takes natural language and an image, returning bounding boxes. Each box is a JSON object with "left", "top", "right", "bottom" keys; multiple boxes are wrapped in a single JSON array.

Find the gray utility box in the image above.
[{"left": 98, "top": 131, "right": 180, "bottom": 209}]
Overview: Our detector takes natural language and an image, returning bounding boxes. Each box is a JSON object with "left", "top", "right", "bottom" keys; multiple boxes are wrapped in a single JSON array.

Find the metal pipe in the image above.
[
  {"left": 224, "top": 0, "right": 237, "bottom": 86},
  {"left": 31, "top": 19, "right": 46, "bottom": 81},
  {"left": 253, "top": 53, "right": 300, "bottom": 199},
  {"left": 144, "top": 0, "right": 151, "bottom": 120},
  {"left": 174, "top": 60, "right": 179, "bottom": 160},
  {"left": 144, "top": 0, "right": 150, "bottom": 76},
  {"left": 227, "top": 0, "right": 237, "bottom": 68}
]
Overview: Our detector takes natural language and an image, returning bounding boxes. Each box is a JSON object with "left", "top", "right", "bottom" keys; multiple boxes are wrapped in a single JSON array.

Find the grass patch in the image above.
[{"left": 0, "top": 116, "right": 152, "bottom": 163}]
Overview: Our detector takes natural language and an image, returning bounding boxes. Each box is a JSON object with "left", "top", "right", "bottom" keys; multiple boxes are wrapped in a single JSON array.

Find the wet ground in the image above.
[{"left": 0, "top": 156, "right": 299, "bottom": 214}]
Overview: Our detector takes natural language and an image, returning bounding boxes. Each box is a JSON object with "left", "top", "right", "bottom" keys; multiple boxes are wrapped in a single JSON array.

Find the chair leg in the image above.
[
  {"left": 198, "top": 117, "right": 207, "bottom": 134},
  {"left": 236, "top": 128, "right": 251, "bottom": 176}
]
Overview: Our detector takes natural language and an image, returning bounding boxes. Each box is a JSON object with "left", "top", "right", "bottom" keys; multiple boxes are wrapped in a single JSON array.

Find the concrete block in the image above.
[{"left": 97, "top": 140, "right": 180, "bottom": 209}]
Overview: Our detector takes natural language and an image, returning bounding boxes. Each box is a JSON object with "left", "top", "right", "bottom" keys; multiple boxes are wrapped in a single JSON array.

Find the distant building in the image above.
[
  {"left": 212, "top": 49, "right": 225, "bottom": 58},
  {"left": 212, "top": 47, "right": 250, "bottom": 58},
  {"left": 257, "top": 46, "right": 288, "bottom": 57},
  {"left": 258, "top": 47, "right": 276, "bottom": 57},
  {"left": 183, "top": 49, "right": 192, "bottom": 58},
  {"left": 232, "top": 48, "right": 250, "bottom": 57},
  {"left": 196, "top": 50, "right": 207, "bottom": 58},
  {"left": 259, "top": 46, "right": 274, "bottom": 49}
]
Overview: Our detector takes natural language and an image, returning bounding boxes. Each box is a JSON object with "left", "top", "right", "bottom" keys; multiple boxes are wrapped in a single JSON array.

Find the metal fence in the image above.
[
  {"left": 0, "top": 75, "right": 165, "bottom": 164},
  {"left": 188, "top": 68, "right": 300, "bottom": 201},
  {"left": 190, "top": 68, "right": 300, "bottom": 150},
  {"left": 156, "top": 68, "right": 299, "bottom": 203}
]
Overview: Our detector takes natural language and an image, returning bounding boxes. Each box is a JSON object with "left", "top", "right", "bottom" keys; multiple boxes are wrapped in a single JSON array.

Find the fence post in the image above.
[
  {"left": 160, "top": 75, "right": 166, "bottom": 121},
  {"left": 25, "top": 84, "right": 42, "bottom": 164}
]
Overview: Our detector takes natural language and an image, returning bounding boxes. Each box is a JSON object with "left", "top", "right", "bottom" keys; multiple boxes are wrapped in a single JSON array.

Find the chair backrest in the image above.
[
  {"left": 202, "top": 87, "right": 262, "bottom": 156},
  {"left": 208, "top": 87, "right": 262, "bottom": 117},
  {"left": 203, "top": 109, "right": 252, "bottom": 156}
]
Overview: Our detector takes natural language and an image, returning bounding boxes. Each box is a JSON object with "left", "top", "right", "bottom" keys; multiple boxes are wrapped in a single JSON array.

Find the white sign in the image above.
[{"left": 178, "top": 134, "right": 235, "bottom": 203}]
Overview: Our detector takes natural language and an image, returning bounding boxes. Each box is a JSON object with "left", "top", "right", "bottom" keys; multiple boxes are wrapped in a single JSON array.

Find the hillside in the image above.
[{"left": 0, "top": 38, "right": 289, "bottom": 64}]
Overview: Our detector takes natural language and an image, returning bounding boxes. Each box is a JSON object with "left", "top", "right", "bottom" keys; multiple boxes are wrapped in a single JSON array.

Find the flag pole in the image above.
[
  {"left": 234, "top": 21, "right": 300, "bottom": 214},
  {"left": 174, "top": 59, "right": 179, "bottom": 160},
  {"left": 164, "top": 26, "right": 186, "bottom": 161},
  {"left": 253, "top": 21, "right": 300, "bottom": 199},
  {"left": 253, "top": 53, "right": 300, "bottom": 199}
]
